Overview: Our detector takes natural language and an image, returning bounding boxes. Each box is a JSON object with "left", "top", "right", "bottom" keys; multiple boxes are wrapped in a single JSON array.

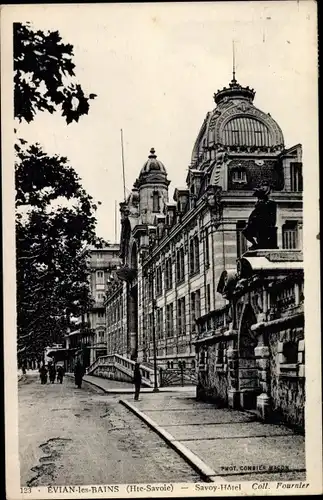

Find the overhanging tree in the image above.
[
  {"left": 14, "top": 23, "right": 99, "bottom": 361},
  {"left": 14, "top": 22, "right": 96, "bottom": 124},
  {"left": 16, "top": 142, "right": 99, "bottom": 360}
]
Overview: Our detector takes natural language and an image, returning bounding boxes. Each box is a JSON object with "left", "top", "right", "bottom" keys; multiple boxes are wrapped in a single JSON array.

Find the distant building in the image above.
[
  {"left": 87, "top": 242, "right": 120, "bottom": 365},
  {"left": 64, "top": 241, "right": 120, "bottom": 369},
  {"left": 104, "top": 74, "right": 302, "bottom": 384}
]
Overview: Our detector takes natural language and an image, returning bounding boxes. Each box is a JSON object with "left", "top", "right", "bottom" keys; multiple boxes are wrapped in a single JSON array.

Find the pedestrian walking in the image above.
[
  {"left": 56, "top": 365, "right": 65, "bottom": 384},
  {"left": 39, "top": 364, "right": 48, "bottom": 384},
  {"left": 48, "top": 363, "right": 56, "bottom": 384},
  {"left": 133, "top": 361, "right": 142, "bottom": 401},
  {"left": 74, "top": 360, "right": 85, "bottom": 388}
]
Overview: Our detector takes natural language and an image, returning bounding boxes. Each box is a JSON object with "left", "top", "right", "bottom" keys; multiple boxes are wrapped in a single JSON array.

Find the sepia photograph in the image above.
[{"left": 1, "top": 1, "right": 321, "bottom": 498}]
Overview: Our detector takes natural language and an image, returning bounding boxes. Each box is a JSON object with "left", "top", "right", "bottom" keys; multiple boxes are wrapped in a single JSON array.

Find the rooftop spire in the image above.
[
  {"left": 232, "top": 40, "right": 236, "bottom": 83},
  {"left": 149, "top": 147, "right": 157, "bottom": 159}
]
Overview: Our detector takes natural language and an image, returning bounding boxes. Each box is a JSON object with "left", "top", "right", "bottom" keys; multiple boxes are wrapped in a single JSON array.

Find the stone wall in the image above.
[
  {"left": 93, "top": 365, "right": 133, "bottom": 383},
  {"left": 196, "top": 324, "right": 305, "bottom": 432},
  {"left": 268, "top": 327, "right": 305, "bottom": 431},
  {"left": 196, "top": 342, "right": 230, "bottom": 406}
]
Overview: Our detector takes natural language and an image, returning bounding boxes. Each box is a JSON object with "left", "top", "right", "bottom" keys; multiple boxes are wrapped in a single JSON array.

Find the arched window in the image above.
[
  {"left": 152, "top": 191, "right": 160, "bottom": 213},
  {"left": 222, "top": 118, "right": 273, "bottom": 147}
]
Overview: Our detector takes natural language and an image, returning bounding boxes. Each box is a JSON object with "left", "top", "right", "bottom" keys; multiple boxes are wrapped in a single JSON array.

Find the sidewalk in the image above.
[
  {"left": 119, "top": 391, "right": 306, "bottom": 483},
  {"left": 82, "top": 374, "right": 196, "bottom": 394}
]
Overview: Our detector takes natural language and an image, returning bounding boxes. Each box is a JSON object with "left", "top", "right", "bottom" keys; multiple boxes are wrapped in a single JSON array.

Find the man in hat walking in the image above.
[{"left": 133, "top": 361, "right": 142, "bottom": 401}]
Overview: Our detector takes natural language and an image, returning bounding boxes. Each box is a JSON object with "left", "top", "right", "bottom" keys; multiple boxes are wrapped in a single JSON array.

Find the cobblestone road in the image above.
[{"left": 18, "top": 373, "right": 201, "bottom": 486}]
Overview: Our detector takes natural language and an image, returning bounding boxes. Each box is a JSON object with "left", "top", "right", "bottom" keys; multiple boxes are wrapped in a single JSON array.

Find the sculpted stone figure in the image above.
[
  {"left": 242, "top": 184, "right": 277, "bottom": 250},
  {"left": 215, "top": 147, "right": 227, "bottom": 165}
]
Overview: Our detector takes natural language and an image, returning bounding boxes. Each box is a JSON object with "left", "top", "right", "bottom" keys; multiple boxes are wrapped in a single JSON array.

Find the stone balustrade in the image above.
[{"left": 86, "top": 354, "right": 156, "bottom": 387}]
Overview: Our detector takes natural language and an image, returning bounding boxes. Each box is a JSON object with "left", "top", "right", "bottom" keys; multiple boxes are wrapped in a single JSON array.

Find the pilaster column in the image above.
[
  {"left": 254, "top": 344, "right": 271, "bottom": 420},
  {"left": 298, "top": 223, "right": 303, "bottom": 250},
  {"left": 227, "top": 345, "right": 240, "bottom": 409}
]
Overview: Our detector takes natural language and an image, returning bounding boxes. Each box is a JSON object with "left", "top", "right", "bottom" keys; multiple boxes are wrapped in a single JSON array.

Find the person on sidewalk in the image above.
[
  {"left": 133, "top": 361, "right": 142, "bottom": 401},
  {"left": 74, "top": 360, "right": 85, "bottom": 389},
  {"left": 56, "top": 365, "right": 65, "bottom": 384},
  {"left": 39, "top": 364, "right": 48, "bottom": 384},
  {"left": 48, "top": 362, "right": 56, "bottom": 384}
]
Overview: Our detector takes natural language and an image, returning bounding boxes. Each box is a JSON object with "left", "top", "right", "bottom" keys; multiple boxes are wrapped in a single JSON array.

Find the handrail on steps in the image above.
[{"left": 86, "top": 354, "right": 155, "bottom": 384}]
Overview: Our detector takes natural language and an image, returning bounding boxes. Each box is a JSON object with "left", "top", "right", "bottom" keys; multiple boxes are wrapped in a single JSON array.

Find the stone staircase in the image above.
[{"left": 86, "top": 354, "right": 158, "bottom": 388}]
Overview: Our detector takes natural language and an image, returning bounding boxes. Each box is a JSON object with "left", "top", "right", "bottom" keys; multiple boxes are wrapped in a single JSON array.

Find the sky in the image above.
[{"left": 8, "top": 1, "right": 318, "bottom": 243}]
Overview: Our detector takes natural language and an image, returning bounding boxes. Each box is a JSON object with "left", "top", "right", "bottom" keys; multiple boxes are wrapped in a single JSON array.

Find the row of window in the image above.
[
  {"left": 152, "top": 233, "right": 211, "bottom": 297},
  {"left": 149, "top": 219, "right": 300, "bottom": 299},
  {"left": 106, "top": 299, "right": 123, "bottom": 325},
  {"left": 94, "top": 252, "right": 119, "bottom": 260},
  {"left": 145, "top": 286, "right": 211, "bottom": 340},
  {"left": 107, "top": 328, "right": 125, "bottom": 353}
]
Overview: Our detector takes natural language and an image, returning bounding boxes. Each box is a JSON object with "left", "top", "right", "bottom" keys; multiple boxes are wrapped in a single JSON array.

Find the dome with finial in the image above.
[
  {"left": 140, "top": 148, "right": 167, "bottom": 175},
  {"left": 190, "top": 72, "right": 285, "bottom": 169},
  {"left": 214, "top": 76, "right": 256, "bottom": 104},
  {"left": 134, "top": 148, "right": 169, "bottom": 188}
]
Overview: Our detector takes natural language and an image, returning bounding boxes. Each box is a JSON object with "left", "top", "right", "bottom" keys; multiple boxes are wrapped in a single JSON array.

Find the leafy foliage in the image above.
[
  {"left": 14, "top": 22, "right": 97, "bottom": 124},
  {"left": 16, "top": 141, "right": 99, "bottom": 359},
  {"left": 14, "top": 24, "right": 101, "bottom": 362}
]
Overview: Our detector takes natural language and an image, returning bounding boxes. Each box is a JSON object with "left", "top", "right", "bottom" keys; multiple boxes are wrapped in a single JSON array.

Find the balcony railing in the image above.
[{"left": 269, "top": 282, "right": 303, "bottom": 319}]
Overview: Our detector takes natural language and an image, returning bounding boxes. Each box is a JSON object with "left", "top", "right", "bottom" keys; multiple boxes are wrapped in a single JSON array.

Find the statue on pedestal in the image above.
[{"left": 242, "top": 183, "right": 277, "bottom": 250}]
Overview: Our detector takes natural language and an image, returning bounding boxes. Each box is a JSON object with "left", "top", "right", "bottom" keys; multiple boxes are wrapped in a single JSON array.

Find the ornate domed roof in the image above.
[
  {"left": 140, "top": 148, "right": 167, "bottom": 175},
  {"left": 135, "top": 148, "right": 169, "bottom": 188},
  {"left": 191, "top": 76, "right": 284, "bottom": 168}
]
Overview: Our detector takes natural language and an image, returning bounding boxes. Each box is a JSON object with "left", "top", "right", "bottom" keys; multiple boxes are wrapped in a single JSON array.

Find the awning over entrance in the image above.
[{"left": 46, "top": 347, "right": 77, "bottom": 361}]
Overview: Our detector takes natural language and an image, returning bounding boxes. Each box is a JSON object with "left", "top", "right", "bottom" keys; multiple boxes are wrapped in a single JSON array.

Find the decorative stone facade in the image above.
[
  {"left": 196, "top": 250, "right": 305, "bottom": 431},
  {"left": 104, "top": 74, "right": 303, "bottom": 391}
]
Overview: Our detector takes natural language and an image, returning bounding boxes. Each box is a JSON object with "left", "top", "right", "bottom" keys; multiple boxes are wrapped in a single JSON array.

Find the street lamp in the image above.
[{"left": 150, "top": 273, "right": 159, "bottom": 393}]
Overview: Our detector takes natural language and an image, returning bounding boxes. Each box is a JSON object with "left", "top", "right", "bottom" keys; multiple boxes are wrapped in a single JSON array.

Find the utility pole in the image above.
[
  {"left": 120, "top": 129, "right": 126, "bottom": 202},
  {"left": 114, "top": 200, "right": 118, "bottom": 243},
  {"left": 150, "top": 272, "right": 159, "bottom": 392}
]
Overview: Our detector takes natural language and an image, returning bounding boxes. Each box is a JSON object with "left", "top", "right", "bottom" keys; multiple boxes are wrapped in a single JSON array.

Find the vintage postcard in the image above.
[{"left": 1, "top": 1, "right": 322, "bottom": 498}]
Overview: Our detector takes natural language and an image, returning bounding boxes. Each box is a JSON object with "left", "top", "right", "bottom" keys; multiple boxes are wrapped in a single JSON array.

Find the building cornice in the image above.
[{"left": 221, "top": 191, "right": 303, "bottom": 204}]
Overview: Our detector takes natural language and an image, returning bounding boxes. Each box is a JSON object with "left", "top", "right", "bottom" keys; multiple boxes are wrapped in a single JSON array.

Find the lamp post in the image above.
[{"left": 150, "top": 273, "right": 159, "bottom": 392}]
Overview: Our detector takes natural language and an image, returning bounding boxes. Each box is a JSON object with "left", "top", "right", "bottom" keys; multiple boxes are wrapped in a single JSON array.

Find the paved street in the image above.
[{"left": 18, "top": 373, "right": 201, "bottom": 486}]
